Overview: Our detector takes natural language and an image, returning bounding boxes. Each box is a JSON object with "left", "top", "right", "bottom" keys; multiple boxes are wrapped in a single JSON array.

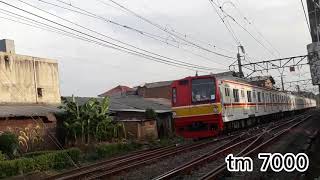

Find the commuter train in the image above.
[{"left": 171, "top": 74, "right": 317, "bottom": 138}]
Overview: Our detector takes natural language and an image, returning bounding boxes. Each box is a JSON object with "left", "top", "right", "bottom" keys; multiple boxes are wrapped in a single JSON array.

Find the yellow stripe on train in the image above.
[{"left": 172, "top": 103, "right": 222, "bottom": 117}]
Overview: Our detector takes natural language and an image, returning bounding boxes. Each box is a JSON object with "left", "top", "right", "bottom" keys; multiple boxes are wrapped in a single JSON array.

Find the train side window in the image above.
[
  {"left": 241, "top": 90, "right": 245, "bottom": 98},
  {"left": 261, "top": 93, "right": 265, "bottom": 102},
  {"left": 247, "top": 91, "right": 252, "bottom": 102},
  {"left": 172, "top": 88, "right": 177, "bottom": 104},
  {"left": 233, "top": 89, "right": 239, "bottom": 102},
  {"left": 253, "top": 91, "right": 256, "bottom": 102},
  {"left": 257, "top": 92, "right": 261, "bottom": 102},
  {"left": 225, "top": 87, "right": 230, "bottom": 97}
]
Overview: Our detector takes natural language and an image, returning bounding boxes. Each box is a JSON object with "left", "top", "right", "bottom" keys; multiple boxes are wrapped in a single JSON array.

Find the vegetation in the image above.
[
  {"left": 0, "top": 132, "right": 19, "bottom": 158},
  {"left": 18, "top": 125, "right": 44, "bottom": 153},
  {"left": 59, "top": 96, "right": 125, "bottom": 145},
  {"left": 0, "top": 148, "right": 81, "bottom": 178},
  {"left": 145, "top": 108, "right": 157, "bottom": 119},
  {"left": 95, "top": 142, "right": 141, "bottom": 159},
  {"left": 0, "top": 151, "right": 5, "bottom": 161}
]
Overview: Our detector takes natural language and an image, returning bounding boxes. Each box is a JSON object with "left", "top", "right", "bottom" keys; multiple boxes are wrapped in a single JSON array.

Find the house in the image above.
[
  {"left": 248, "top": 76, "right": 275, "bottom": 89},
  {"left": 0, "top": 39, "right": 61, "bottom": 104},
  {"left": 136, "top": 80, "right": 173, "bottom": 100},
  {"left": 64, "top": 95, "right": 173, "bottom": 140},
  {"left": 98, "top": 85, "right": 135, "bottom": 97},
  {"left": 0, "top": 39, "right": 61, "bottom": 150}
]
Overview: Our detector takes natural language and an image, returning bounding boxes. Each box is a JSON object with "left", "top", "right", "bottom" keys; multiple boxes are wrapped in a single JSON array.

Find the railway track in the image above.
[
  {"left": 44, "top": 133, "right": 238, "bottom": 180},
  {"left": 45, "top": 112, "right": 310, "bottom": 180},
  {"left": 153, "top": 113, "right": 312, "bottom": 180}
]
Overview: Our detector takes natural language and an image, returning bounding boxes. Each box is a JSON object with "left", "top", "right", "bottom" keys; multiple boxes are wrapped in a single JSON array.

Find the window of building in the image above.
[
  {"left": 172, "top": 88, "right": 177, "bottom": 104},
  {"left": 192, "top": 78, "right": 216, "bottom": 103},
  {"left": 233, "top": 89, "right": 239, "bottom": 102},
  {"left": 37, "top": 88, "right": 43, "bottom": 98},
  {"left": 257, "top": 92, "right": 261, "bottom": 102},
  {"left": 247, "top": 91, "right": 252, "bottom": 102},
  {"left": 4, "top": 55, "right": 9, "bottom": 69},
  {"left": 225, "top": 87, "right": 230, "bottom": 97}
]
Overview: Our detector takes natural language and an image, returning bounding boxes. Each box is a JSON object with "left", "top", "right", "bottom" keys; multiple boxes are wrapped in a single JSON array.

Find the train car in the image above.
[{"left": 171, "top": 74, "right": 317, "bottom": 138}]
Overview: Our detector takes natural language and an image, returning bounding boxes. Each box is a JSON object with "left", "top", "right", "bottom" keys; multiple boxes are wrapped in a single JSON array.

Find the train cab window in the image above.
[
  {"left": 179, "top": 80, "right": 189, "bottom": 85},
  {"left": 257, "top": 92, "right": 261, "bottom": 102},
  {"left": 233, "top": 89, "right": 239, "bottom": 102},
  {"left": 247, "top": 91, "right": 252, "bottom": 102},
  {"left": 172, "top": 88, "right": 177, "bottom": 104},
  {"left": 192, "top": 78, "right": 215, "bottom": 103},
  {"left": 225, "top": 87, "right": 230, "bottom": 97}
]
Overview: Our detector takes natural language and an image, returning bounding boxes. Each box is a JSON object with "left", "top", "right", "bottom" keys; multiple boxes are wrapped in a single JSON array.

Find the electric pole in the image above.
[{"left": 237, "top": 45, "right": 245, "bottom": 78}]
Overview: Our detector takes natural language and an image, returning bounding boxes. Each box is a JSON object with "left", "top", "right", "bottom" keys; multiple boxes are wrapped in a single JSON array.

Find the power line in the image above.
[
  {"left": 35, "top": 0, "right": 231, "bottom": 68},
  {"left": 99, "top": 0, "right": 236, "bottom": 59},
  {"left": 2, "top": 1, "right": 216, "bottom": 72},
  {"left": 210, "top": 1, "right": 278, "bottom": 58},
  {"left": 208, "top": 0, "right": 241, "bottom": 46},
  {"left": 223, "top": 0, "right": 281, "bottom": 57},
  {"left": 300, "top": 0, "right": 312, "bottom": 37},
  {"left": 0, "top": 11, "right": 211, "bottom": 73}
]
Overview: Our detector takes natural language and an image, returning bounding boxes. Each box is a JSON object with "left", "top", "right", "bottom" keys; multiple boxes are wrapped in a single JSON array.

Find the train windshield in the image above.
[{"left": 191, "top": 78, "right": 215, "bottom": 103}]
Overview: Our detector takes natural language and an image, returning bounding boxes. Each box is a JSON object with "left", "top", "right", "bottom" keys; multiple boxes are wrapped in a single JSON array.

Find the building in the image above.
[
  {"left": 0, "top": 39, "right": 61, "bottom": 151},
  {"left": 136, "top": 80, "right": 173, "bottom": 100},
  {"left": 98, "top": 85, "right": 135, "bottom": 97},
  {"left": 0, "top": 39, "right": 61, "bottom": 104},
  {"left": 248, "top": 76, "right": 275, "bottom": 89},
  {"left": 64, "top": 95, "right": 173, "bottom": 141}
]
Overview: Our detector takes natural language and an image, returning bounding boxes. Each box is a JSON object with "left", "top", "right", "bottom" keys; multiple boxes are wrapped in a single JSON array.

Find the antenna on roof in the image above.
[{"left": 195, "top": 71, "right": 198, "bottom": 77}]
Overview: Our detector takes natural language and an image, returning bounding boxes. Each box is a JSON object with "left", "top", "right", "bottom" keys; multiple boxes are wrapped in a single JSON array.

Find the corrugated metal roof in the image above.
[
  {"left": 0, "top": 105, "right": 61, "bottom": 117},
  {"left": 63, "top": 95, "right": 172, "bottom": 113}
]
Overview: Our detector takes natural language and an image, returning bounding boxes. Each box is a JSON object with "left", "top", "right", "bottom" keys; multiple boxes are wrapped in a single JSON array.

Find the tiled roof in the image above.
[{"left": 98, "top": 85, "right": 134, "bottom": 97}]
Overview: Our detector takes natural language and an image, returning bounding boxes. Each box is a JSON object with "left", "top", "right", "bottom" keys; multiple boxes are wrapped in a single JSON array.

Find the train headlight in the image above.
[{"left": 213, "top": 105, "right": 219, "bottom": 114}]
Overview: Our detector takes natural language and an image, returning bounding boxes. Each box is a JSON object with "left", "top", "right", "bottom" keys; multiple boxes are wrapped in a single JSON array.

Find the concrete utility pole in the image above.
[{"left": 237, "top": 45, "right": 245, "bottom": 78}]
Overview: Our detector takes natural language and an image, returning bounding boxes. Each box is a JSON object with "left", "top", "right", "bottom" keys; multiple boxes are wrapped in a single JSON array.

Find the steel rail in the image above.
[
  {"left": 200, "top": 115, "right": 312, "bottom": 180},
  {"left": 47, "top": 134, "right": 237, "bottom": 180}
]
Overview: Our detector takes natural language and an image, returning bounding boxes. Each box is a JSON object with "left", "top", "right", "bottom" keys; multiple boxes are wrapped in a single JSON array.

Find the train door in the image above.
[
  {"left": 240, "top": 89, "right": 246, "bottom": 115},
  {"left": 224, "top": 86, "right": 232, "bottom": 120}
]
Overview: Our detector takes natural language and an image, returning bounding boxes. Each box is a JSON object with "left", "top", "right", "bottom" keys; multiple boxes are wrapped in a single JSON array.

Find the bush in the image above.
[
  {"left": 145, "top": 108, "right": 157, "bottom": 119},
  {"left": 23, "top": 150, "right": 56, "bottom": 158},
  {"left": 0, "top": 148, "right": 81, "bottom": 178},
  {"left": 0, "top": 132, "right": 19, "bottom": 158},
  {"left": 0, "top": 151, "right": 5, "bottom": 161}
]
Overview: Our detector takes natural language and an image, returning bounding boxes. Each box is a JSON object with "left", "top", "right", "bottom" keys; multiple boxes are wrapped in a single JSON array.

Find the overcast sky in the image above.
[{"left": 0, "top": 0, "right": 317, "bottom": 96}]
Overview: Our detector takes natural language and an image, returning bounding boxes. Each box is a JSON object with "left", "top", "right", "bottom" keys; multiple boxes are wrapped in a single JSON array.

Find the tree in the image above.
[{"left": 59, "top": 96, "right": 124, "bottom": 145}]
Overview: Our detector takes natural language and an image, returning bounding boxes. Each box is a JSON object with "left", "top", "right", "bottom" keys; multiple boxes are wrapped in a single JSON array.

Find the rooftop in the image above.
[
  {"left": 63, "top": 95, "right": 171, "bottom": 113},
  {"left": 0, "top": 105, "right": 61, "bottom": 117}
]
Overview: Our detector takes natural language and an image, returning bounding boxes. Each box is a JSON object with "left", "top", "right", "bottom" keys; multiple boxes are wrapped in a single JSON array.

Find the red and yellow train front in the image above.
[{"left": 171, "top": 75, "right": 223, "bottom": 139}]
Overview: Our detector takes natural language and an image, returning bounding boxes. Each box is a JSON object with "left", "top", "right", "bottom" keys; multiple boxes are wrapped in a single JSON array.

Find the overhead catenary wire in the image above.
[
  {"left": 97, "top": 0, "right": 236, "bottom": 59},
  {"left": 1, "top": 1, "right": 217, "bottom": 72},
  {"left": 209, "top": 0, "right": 278, "bottom": 59},
  {"left": 12, "top": 0, "right": 216, "bottom": 71},
  {"left": 221, "top": 0, "right": 281, "bottom": 57},
  {"left": 35, "top": 0, "right": 232, "bottom": 68}
]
